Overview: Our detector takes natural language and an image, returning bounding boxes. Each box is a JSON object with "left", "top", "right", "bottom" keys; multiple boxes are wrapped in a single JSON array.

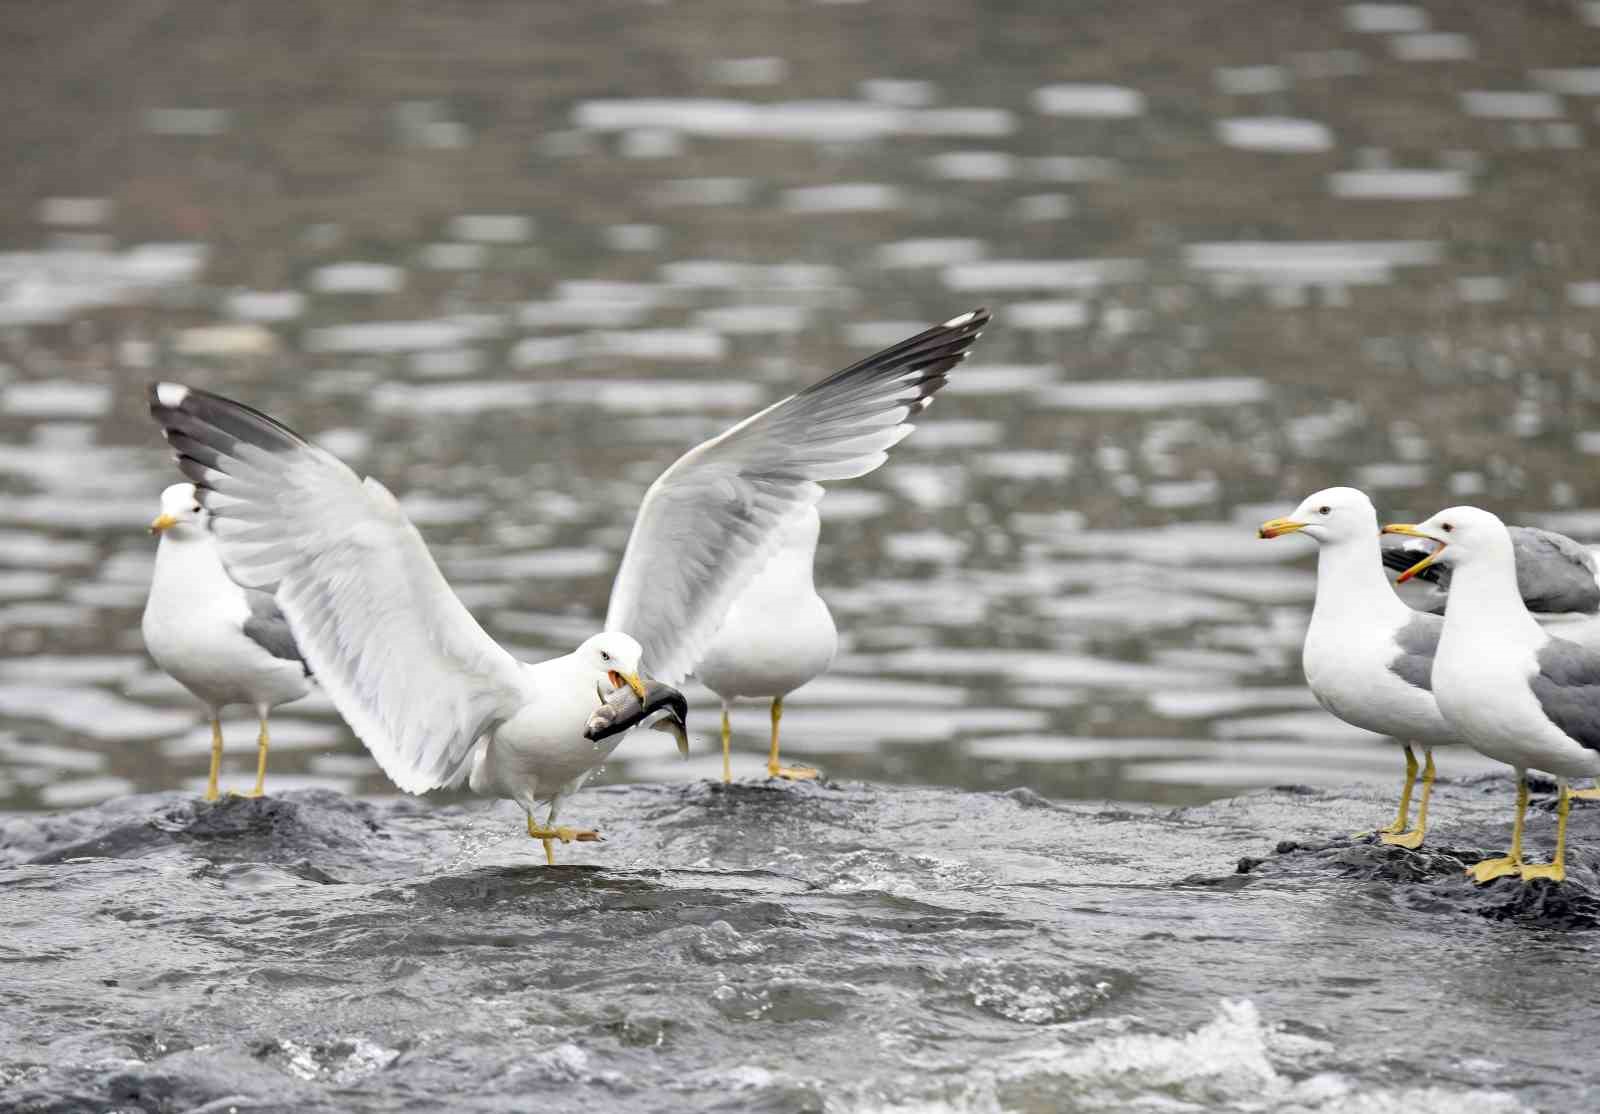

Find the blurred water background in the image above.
[{"left": 3, "top": 0, "right": 1600, "bottom": 812}]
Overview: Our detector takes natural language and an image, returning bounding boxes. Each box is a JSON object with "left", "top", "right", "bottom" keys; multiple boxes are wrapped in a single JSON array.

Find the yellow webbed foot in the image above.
[
  {"left": 202, "top": 787, "right": 221, "bottom": 803},
  {"left": 1520, "top": 861, "right": 1566, "bottom": 884},
  {"left": 768, "top": 764, "right": 818, "bottom": 781},
  {"left": 1380, "top": 828, "right": 1425, "bottom": 849},
  {"left": 1569, "top": 787, "right": 1600, "bottom": 801},
  {"left": 1466, "top": 855, "right": 1522, "bottom": 884},
  {"left": 527, "top": 824, "right": 601, "bottom": 844}
]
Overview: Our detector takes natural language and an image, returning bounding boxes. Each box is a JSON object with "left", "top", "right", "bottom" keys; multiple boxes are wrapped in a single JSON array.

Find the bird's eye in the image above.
[
  {"left": 600, "top": 651, "right": 611, "bottom": 662},
  {"left": 1442, "top": 523, "right": 1453, "bottom": 533},
  {"left": 192, "top": 505, "right": 201, "bottom": 514},
  {"left": 1317, "top": 505, "right": 1331, "bottom": 515}
]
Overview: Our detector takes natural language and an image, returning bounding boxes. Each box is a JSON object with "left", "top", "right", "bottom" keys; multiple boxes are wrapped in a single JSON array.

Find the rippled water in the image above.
[
  {"left": 5, "top": 780, "right": 1598, "bottom": 1112},
  {"left": 6, "top": 6, "right": 1600, "bottom": 1109},
  {"left": 5, "top": 2, "right": 1598, "bottom": 811}
]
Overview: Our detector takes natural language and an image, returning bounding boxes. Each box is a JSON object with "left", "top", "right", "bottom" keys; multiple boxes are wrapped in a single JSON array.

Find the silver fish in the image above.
[{"left": 584, "top": 677, "right": 690, "bottom": 757}]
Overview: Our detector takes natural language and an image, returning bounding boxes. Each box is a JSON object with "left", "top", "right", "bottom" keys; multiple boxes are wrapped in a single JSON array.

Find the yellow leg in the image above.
[
  {"left": 767, "top": 696, "right": 817, "bottom": 780},
  {"left": 1468, "top": 772, "right": 1528, "bottom": 884},
  {"left": 1382, "top": 746, "right": 1434, "bottom": 849},
  {"left": 1522, "top": 780, "right": 1570, "bottom": 884},
  {"left": 245, "top": 714, "right": 270, "bottom": 798},
  {"left": 1375, "top": 745, "right": 1417, "bottom": 836},
  {"left": 721, "top": 705, "right": 732, "bottom": 784},
  {"left": 204, "top": 717, "right": 224, "bottom": 802}
]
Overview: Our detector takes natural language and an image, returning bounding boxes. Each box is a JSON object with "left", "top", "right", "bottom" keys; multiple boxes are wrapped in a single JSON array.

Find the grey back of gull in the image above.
[
  {"left": 1529, "top": 636, "right": 1600, "bottom": 752},
  {"left": 1386, "top": 612, "right": 1442, "bottom": 692}
]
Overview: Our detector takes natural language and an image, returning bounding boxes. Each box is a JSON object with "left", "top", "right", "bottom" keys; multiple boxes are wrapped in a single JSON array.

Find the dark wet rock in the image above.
[{"left": 4, "top": 780, "right": 1598, "bottom": 1111}]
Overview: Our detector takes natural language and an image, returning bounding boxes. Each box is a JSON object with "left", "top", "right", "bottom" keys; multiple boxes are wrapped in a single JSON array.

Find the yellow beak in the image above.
[
  {"left": 1257, "top": 517, "right": 1307, "bottom": 540},
  {"left": 1380, "top": 523, "right": 1444, "bottom": 583},
  {"left": 609, "top": 670, "right": 648, "bottom": 700},
  {"left": 149, "top": 513, "right": 178, "bottom": 535}
]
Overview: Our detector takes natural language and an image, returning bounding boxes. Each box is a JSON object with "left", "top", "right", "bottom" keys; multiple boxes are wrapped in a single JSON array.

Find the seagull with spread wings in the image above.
[
  {"left": 148, "top": 307, "right": 988, "bottom": 857},
  {"left": 606, "top": 308, "right": 991, "bottom": 782}
]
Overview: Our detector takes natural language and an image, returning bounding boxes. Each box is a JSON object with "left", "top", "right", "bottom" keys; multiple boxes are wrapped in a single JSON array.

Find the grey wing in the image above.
[
  {"left": 1386, "top": 612, "right": 1442, "bottom": 691},
  {"left": 242, "top": 589, "right": 308, "bottom": 673},
  {"left": 1529, "top": 636, "right": 1600, "bottom": 752},
  {"left": 605, "top": 308, "right": 989, "bottom": 685},
  {"left": 1510, "top": 526, "right": 1600, "bottom": 615}
]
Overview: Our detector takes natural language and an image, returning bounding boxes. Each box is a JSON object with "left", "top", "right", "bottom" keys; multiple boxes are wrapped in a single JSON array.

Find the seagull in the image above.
[
  {"left": 1259, "top": 487, "right": 1460, "bottom": 847},
  {"left": 605, "top": 309, "right": 991, "bottom": 783},
  {"left": 141, "top": 482, "right": 311, "bottom": 800},
  {"left": 1385, "top": 506, "right": 1600, "bottom": 884},
  {"left": 148, "top": 385, "right": 675, "bottom": 865},
  {"left": 1381, "top": 523, "right": 1600, "bottom": 647}
]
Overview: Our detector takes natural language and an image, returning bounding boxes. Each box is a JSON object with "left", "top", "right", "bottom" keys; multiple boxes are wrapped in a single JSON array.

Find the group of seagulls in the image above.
[
  {"left": 136, "top": 302, "right": 1600, "bottom": 885},
  {"left": 141, "top": 309, "right": 989, "bottom": 863},
  {"left": 1262, "top": 488, "right": 1600, "bottom": 884}
]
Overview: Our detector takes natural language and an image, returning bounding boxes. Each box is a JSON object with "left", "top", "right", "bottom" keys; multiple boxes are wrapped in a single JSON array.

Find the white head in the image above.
[
  {"left": 1258, "top": 486, "right": 1378, "bottom": 546},
  {"left": 1382, "top": 505, "right": 1514, "bottom": 582},
  {"left": 149, "top": 482, "right": 206, "bottom": 539},
  {"left": 579, "top": 632, "right": 647, "bottom": 699}
]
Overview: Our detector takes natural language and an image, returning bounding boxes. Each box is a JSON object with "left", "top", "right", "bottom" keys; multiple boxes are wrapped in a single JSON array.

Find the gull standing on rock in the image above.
[
  {"left": 1385, "top": 507, "right": 1600, "bottom": 885},
  {"left": 142, "top": 482, "right": 311, "bottom": 800},
  {"left": 148, "top": 385, "right": 682, "bottom": 865},
  {"left": 605, "top": 308, "right": 991, "bottom": 783},
  {"left": 1259, "top": 487, "right": 1460, "bottom": 847}
]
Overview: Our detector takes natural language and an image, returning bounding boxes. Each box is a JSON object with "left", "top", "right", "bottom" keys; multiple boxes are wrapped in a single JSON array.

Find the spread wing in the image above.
[
  {"left": 605, "top": 308, "right": 990, "bottom": 684},
  {"left": 148, "top": 382, "right": 527, "bottom": 793}
]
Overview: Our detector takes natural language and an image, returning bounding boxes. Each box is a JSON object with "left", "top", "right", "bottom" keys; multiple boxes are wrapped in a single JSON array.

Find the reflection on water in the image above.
[{"left": 0, "top": 1, "right": 1598, "bottom": 812}]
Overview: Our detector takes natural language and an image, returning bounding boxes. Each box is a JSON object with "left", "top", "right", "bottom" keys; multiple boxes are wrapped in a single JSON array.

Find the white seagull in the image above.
[
  {"left": 605, "top": 308, "right": 991, "bottom": 783},
  {"left": 1259, "top": 487, "right": 1459, "bottom": 847},
  {"left": 1382, "top": 522, "right": 1600, "bottom": 648},
  {"left": 1385, "top": 506, "right": 1600, "bottom": 884},
  {"left": 148, "top": 308, "right": 988, "bottom": 858},
  {"left": 141, "top": 482, "right": 312, "bottom": 800},
  {"left": 149, "top": 386, "right": 669, "bottom": 864}
]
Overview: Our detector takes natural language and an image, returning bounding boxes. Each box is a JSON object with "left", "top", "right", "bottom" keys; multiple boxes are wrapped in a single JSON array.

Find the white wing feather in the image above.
[
  {"left": 149, "top": 383, "right": 527, "bottom": 793},
  {"left": 605, "top": 309, "right": 989, "bottom": 684}
]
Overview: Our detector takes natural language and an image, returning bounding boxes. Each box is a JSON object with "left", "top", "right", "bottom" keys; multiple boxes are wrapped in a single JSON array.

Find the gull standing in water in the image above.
[
  {"left": 1386, "top": 507, "right": 1600, "bottom": 884},
  {"left": 149, "top": 385, "right": 680, "bottom": 864},
  {"left": 605, "top": 309, "right": 991, "bottom": 782},
  {"left": 1259, "top": 487, "right": 1459, "bottom": 847},
  {"left": 142, "top": 482, "right": 311, "bottom": 800}
]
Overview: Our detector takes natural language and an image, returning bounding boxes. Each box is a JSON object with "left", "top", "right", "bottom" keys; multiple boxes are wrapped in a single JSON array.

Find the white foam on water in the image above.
[
  {"left": 143, "top": 107, "right": 231, "bottom": 135},
  {"left": 877, "top": 239, "right": 986, "bottom": 269},
  {"left": 943, "top": 258, "right": 1144, "bottom": 292},
  {"left": 1329, "top": 169, "right": 1471, "bottom": 199},
  {"left": 0, "top": 382, "right": 112, "bottom": 419},
  {"left": 307, "top": 262, "right": 405, "bottom": 294},
  {"left": 307, "top": 319, "right": 483, "bottom": 353},
  {"left": 1150, "top": 686, "right": 1319, "bottom": 718},
  {"left": 927, "top": 151, "right": 1016, "bottom": 180},
  {"left": 1215, "top": 65, "right": 1290, "bottom": 95},
  {"left": 36, "top": 198, "right": 113, "bottom": 226},
  {"left": 1530, "top": 68, "right": 1600, "bottom": 96},
  {"left": 417, "top": 242, "right": 488, "bottom": 270},
  {"left": 517, "top": 299, "right": 654, "bottom": 328},
  {"left": 860, "top": 78, "right": 936, "bottom": 107},
  {"left": 1344, "top": 3, "right": 1428, "bottom": 32},
  {"left": 965, "top": 735, "right": 1202, "bottom": 763},
  {"left": 650, "top": 176, "right": 754, "bottom": 205},
  {"left": 947, "top": 364, "right": 1061, "bottom": 396},
  {"left": 1036, "top": 377, "right": 1267, "bottom": 411},
  {"left": 1218, "top": 117, "right": 1334, "bottom": 152},
  {"left": 159, "top": 717, "right": 340, "bottom": 757},
  {"left": 1460, "top": 91, "right": 1564, "bottom": 119},
  {"left": 0, "top": 684, "right": 194, "bottom": 739},
  {"left": 781, "top": 183, "right": 903, "bottom": 213},
  {"left": 693, "top": 304, "right": 810, "bottom": 335},
  {"left": 1006, "top": 300, "right": 1088, "bottom": 331},
  {"left": 449, "top": 214, "right": 533, "bottom": 243},
  {"left": 1032, "top": 84, "right": 1145, "bottom": 117},
  {"left": 225, "top": 289, "right": 305, "bottom": 321},
  {"left": 1390, "top": 32, "right": 1476, "bottom": 61}
]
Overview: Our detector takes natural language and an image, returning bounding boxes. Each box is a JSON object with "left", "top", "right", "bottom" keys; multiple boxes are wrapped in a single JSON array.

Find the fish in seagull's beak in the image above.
[
  {"left": 1380, "top": 524, "right": 1444, "bottom": 582},
  {"left": 149, "top": 513, "right": 179, "bottom": 535},
  {"left": 609, "top": 670, "right": 648, "bottom": 700},
  {"left": 1257, "top": 517, "right": 1307, "bottom": 540}
]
